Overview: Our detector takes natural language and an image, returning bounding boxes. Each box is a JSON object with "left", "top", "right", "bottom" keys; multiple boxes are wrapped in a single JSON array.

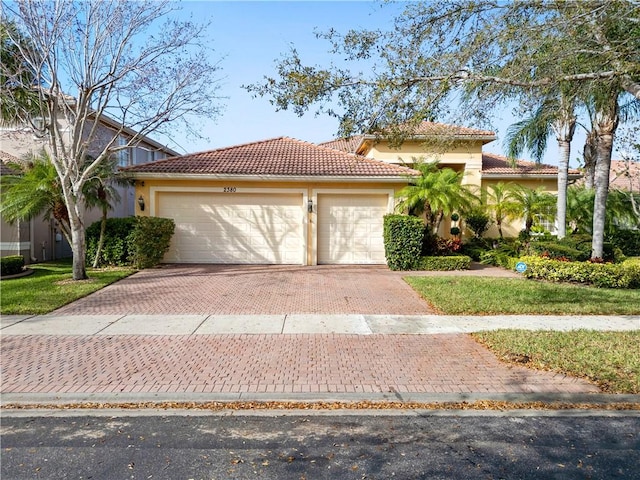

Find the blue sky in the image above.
[{"left": 165, "top": 1, "right": 596, "bottom": 166}]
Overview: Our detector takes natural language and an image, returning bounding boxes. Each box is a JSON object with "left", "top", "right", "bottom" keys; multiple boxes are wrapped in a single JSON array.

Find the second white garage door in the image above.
[
  {"left": 157, "top": 192, "right": 304, "bottom": 264},
  {"left": 317, "top": 194, "right": 388, "bottom": 264}
]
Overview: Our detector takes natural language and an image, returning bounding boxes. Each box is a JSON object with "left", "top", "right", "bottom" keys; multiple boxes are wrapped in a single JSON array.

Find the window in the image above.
[{"left": 117, "top": 136, "right": 130, "bottom": 167}]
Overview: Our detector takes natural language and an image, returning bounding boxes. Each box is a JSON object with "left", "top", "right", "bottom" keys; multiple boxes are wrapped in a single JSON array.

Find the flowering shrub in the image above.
[{"left": 516, "top": 255, "right": 640, "bottom": 289}]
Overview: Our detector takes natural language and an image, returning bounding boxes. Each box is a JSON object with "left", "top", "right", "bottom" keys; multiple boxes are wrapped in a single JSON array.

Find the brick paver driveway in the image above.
[{"left": 54, "top": 265, "right": 437, "bottom": 315}]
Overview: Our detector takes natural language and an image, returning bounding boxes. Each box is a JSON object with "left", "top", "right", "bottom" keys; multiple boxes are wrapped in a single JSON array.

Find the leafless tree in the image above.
[{"left": 1, "top": 0, "right": 222, "bottom": 279}]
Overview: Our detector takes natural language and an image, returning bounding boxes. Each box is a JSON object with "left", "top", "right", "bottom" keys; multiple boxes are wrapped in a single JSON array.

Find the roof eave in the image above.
[
  {"left": 127, "top": 172, "right": 416, "bottom": 183},
  {"left": 481, "top": 173, "right": 583, "bottom": 180},
  {"left": 362, "top": 133, "right": 496, "bottom": 144}
]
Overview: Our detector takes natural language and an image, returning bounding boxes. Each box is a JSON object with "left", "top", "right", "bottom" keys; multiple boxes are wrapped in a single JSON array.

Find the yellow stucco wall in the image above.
[{"left": 480, "top": 177, "right": 559, "bottom": 238}]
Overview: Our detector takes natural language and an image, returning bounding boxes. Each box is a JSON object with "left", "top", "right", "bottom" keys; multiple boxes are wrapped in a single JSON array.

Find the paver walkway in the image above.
[{"left": 1, "top": 334, "right": 599, "bottom": 395}]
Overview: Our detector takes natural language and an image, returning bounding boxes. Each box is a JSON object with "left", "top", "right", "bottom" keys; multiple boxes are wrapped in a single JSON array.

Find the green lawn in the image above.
[
  {"left": 405, "top": 276, "right": 640, "bottom": 315},
  {"left": 1, "top": 260, "right": 135, "bottom": 315},
  {"left": 474, "top": 330, "right": 640, "bottom": 394}
]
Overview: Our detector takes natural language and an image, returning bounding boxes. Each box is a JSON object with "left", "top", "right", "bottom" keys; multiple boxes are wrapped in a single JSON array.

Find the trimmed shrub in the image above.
[
  {"left": 418, "top": 255, "right": 471, "bottom": 271},
  {"left": 527, "top": 241, "right": 590, "bottom": 262},
  {"left": 86, "top": 217, "right": 137, "bottom": 266},
  {"left": 383, "top": 214, "right": 425, "bottom": 270},
  {"left": 515, "top": 255, "right": 640, "bottom": 289},
  {"left": 129, "top": 216, "right": 175, "bottom": 269},
  {"left": 1, "top": 255, "right": 25, "bottom": 276}
]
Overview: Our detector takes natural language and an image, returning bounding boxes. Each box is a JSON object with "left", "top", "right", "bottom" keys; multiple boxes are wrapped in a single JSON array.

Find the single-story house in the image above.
[{"left": 125, "top": 122, "right": 581, "bottom": 265}]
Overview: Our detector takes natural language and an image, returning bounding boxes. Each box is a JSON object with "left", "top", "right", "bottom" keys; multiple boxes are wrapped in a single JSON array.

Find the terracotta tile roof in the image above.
[
  {"left": 124, "top": 137, "right": 419, "bottom": 178},
  {"left": 610, "top": 160, "right": 640, "bottom": 192},
  {"left": 402, "top": 121, "right": 495, "bottom": 138},
  {"left": 481, "top": 152, "right": 581, "bottom": 177},
  {"left": 317, "top": 135, "right": 364, "bottom": 154}
]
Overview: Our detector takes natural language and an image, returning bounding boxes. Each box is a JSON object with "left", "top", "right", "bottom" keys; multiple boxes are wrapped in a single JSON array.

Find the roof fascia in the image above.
[
  {"left": 361, "top": 133, "right": 496, "bottom": 144},
  {"left": 481, "top": 173, "right": 583, "bottom": 180},
  {"left": 127, "top": 173, "right": 416, "bottom": 183}
]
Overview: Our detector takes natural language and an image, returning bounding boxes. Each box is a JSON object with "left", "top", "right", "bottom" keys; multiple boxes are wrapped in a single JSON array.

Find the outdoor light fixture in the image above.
[
  {"left": 307, "top": 198, "right": 313, "bottom": 213},
  {"left": 137, "top": 195, "right": 145, "bottom": 211}
]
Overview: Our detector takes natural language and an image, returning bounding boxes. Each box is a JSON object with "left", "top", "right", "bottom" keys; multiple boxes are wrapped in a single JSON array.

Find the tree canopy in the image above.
[{"left": 248, "top": 0, "right": 639, "bottom": 136}]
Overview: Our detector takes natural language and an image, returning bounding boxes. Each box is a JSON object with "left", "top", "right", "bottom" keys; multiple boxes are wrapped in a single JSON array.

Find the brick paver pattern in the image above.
[
  {"left": 1, "top": 334, "right": 599, "bottom": 395},
  {"left": 52, "top": 265, "right": 438, "bottom": 315}
]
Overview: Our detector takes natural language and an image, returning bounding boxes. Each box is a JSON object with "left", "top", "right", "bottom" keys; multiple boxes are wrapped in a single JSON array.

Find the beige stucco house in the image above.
[
  {"left": 1, "top": 113, "right": 178, "bottom": 262},
  {"left": 125, "top": 122, "right": 580, "bottom": 266}
]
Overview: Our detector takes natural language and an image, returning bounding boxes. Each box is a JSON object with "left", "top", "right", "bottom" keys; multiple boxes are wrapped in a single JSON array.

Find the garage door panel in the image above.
[
  {"left": 317, "top": 194, "right": 388, "bottom": 265},
  {"left": 158, "top": 192, "right": 304, "bottom": 264}
]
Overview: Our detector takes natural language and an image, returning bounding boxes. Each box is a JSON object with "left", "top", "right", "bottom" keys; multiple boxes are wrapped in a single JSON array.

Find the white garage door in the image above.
[
  {"left": 317, "top": 194, "right": 388, "bottom": 265},
  {"left": 157, "top": 192, "right": 304, "bottom": 264}
]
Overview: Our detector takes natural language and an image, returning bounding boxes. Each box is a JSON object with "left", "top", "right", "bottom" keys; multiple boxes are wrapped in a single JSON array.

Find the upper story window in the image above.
[{"left": 117, "top": 136, "right": 131, "bottom": 167}]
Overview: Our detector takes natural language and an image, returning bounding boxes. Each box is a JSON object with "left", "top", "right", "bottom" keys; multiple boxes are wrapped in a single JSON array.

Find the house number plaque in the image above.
[{"left": 223, "top": 187, "right": 237, "bottom": 193}]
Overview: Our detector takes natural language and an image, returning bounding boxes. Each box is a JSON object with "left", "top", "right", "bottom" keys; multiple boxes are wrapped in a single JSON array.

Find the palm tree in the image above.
[
  {"left": 503, "top": 185, "right": 557, "bottom": 236},
  {"left": 0, "top": 151, "right": 72, "bottom": 243},
  {"left": 396, "top": 160, "right": 477, "bottom": 234},
  {"left": 505, "top": 94, "right": 576, "bottom": 239},
  {"left": 82, "top": 156, "right": 130, "bottom": 268},
  {"left": 482, "top": 182, "right": 514, "bottom": 239}
]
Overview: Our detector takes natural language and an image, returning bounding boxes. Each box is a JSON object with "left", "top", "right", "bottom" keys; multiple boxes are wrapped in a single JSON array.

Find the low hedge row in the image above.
[
  {"left": 516, "top": 255, "right": 640, "bottom": 289},
  {"left": 1, "top": 255, "right": 25, "bottom": 276},
  {"left": 418, "top": 255, "right": 471, "bottom": 271}
]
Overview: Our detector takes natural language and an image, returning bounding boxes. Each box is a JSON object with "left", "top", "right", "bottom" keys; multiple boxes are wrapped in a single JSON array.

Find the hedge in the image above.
[
  {"left": 418, "top": 255, "right": 471, "bottom": 271},
  {"left": 86, "top": 216, "right": 175, "bottom": 269},
  {"left": 527, "top": 241, "right": 590, "bottom": 262},
  {"left": 383, "top": 214, "right": 425, "bottom": 271},
  {"left": 129, "top": 216, "right": 175, "bottom": 269},
  {"left": 1, "top": 255, "right": 25, "bottom": 276},
  {"left": 515, "top": 255, "right": 640, "bottom": 289},
  {"left": 86, "top": 217, "right": 137, "bottom": 266}
]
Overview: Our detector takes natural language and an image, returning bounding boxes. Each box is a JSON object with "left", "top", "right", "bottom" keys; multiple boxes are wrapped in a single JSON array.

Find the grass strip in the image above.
[
  {"left": 405, "top": 276, "right": 640, "bottom": 315},
  {"left": 1, "top": 260, "right": 135, "bottom": 315},
  {"left": 473, "top": 330, "right": 640, "bottom": 394}
]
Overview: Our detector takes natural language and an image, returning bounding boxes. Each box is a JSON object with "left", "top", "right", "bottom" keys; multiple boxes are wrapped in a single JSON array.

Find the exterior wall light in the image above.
[
  {"left": 137, "top": 195, "right": 145, "bottom": 211},
  {"left": 307, "top": 198, "right": 313, "bottom": 213}
]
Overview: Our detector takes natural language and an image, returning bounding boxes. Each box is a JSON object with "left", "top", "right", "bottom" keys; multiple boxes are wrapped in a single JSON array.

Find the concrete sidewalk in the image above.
[{"left": 2, "top": 313, "right": 639, "bottom": 335}]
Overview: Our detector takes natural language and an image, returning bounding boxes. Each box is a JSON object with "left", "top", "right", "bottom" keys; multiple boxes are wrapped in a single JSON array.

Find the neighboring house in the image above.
[
  {"left": 125, "top": 122, "right": 579, "bottom": 266},
  {"left": 609, "top": 160, "right": 640, "bottom": 193},
  {"left": 0, "top": 153, "right": 30, "bottom": 259},
  {"left": 0, "top": 113, "right": 178, "bottom": 263}
]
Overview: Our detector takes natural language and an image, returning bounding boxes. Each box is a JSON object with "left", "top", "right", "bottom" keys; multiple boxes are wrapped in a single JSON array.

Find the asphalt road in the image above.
[{"left": 1, "top": 411, "right": 639, "bottom": 479}]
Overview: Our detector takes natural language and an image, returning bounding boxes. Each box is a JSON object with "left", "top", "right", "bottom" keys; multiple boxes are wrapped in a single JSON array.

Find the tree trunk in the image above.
[
  {"left": 591, "top": 117, "right": 617, "bottom": 259},
  {"left": 92, "top": 204, "right": 108, "bottom": 268},
  {"left": 67, "top": 200, "right": 88, "bottom": 280},
  {"left": 555, "top": 136, "right": 574, "bottom": 239}
]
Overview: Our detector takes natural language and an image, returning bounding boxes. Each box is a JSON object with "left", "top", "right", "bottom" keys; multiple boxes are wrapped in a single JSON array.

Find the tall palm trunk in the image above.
[
  {"left": 553, "top": 107, "right": 576, "bottom": 239},
  {"left": 591, "top": 101, "right": 619, "bottom": 259}
]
